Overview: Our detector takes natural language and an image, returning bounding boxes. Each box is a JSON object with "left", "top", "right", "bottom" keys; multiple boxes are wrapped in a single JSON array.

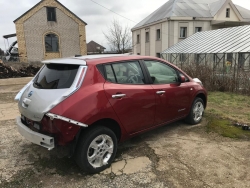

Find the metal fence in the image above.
[{"left": 162, "top": 53, "right": 250, "bottom": 95}]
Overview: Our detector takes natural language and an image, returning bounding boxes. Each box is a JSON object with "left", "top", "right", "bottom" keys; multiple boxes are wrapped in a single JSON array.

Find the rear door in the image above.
[
  {"left": 143, "top": 60, "right": 192, "bottom": 125},
  {"left": 103, "top": 61, "right": 156, "bottom": 134}
]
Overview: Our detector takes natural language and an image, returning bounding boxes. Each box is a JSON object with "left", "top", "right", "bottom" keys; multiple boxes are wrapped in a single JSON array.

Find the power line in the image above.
[
  {"left": 90, "top": 0, "right": 136, "bottom": 23},
  {"left": 90, "top": 0, "right": 200, "bottom": 40}
]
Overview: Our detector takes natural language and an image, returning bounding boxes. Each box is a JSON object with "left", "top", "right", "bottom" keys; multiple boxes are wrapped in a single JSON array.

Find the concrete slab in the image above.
[{"left": 102, "top": 156, "right": 151, "bottom": 175}]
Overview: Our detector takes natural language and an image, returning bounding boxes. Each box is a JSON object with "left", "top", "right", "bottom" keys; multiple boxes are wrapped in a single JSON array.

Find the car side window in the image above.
[
  {"left": 105, "top": 64, "right": 116, "bottom": 83},
  {"left": 144, "top": 60, "right": 178, "bottom": 84},
  {"left": 104, "top": 61, "right": 145, "bottom": 84}
]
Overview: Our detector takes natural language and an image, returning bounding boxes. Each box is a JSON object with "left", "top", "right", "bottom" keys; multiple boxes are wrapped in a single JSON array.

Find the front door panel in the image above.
[
  {"left": 152, "top": 83, "right": 191, "bottom": 125},
  {"left": 103, "top": 61, "right": 156, "bottom": 134},
  {"left": 143, "top": 60, "right": 192, "bottom": 125},
  {"left": 104, "top": 82, "right": 156, "bottom": 134}
]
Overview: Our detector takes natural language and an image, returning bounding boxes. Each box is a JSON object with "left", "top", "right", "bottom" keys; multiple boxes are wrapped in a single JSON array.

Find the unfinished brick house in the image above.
[{"left": 14, "top": 0, "right": 87, "bottom": 62}]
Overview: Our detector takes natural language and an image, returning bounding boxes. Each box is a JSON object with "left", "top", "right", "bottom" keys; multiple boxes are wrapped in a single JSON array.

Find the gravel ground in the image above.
[{"left": 0, "top": 79, "right": 250, "bottom": 188}]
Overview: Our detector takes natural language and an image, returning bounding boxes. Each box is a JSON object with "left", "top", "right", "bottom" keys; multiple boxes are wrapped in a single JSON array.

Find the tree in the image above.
[{"left": 104, "top": 19, "right": 131, "bottom": 54}]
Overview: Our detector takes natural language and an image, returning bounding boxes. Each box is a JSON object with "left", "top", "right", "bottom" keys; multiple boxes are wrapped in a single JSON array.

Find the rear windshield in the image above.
[{"left": 33, "top": 64, "right": 79, "bottom": 89}]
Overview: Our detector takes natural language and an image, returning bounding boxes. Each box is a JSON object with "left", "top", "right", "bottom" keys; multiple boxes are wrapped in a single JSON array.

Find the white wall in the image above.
[
  {"left": 161, "top": 21, "right": 168, "bottom": 51},
  {"left": 141, "top": 28, "right": 145, "bottom": 55},
  {"left": 132, "top": 31, "right": 137, "bottom": 54},
  {"left": 150, "top": 25, "right": 156, "bottom": 56}
]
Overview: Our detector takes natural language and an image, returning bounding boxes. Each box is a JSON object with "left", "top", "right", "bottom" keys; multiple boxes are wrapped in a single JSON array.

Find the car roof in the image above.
[{"left": 41, "top": 54, "right": 162, "bottom": 65}]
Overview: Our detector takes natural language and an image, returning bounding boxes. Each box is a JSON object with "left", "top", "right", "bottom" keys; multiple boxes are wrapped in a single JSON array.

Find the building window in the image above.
[
  {"left": 146, "top": 32, "right": 149, "bottom": 42},
  {"left": 137, "top": 53, "right": 140, "bottom": 55},
  {"left": 47, "top": 7, "right": 56, "bottom": 21},
  {"left": 180, "top": 27, "right": 187, "bottom": 38},
  {"left": 195, "top": 27, "right": 202, "bottom": 33},
  {"left": 45, "top": 33, "right": 59, "bottom": 52},
  {"left": 137, "top": 34, "right": 140, "bottom": 44},
  {"left": 226, "top": 8, "right": 230, "bottom": 18},
  {"left": 156, "top": 29, "right": 161, "bottom": 40},
  {"left": 156, "top": 53, "right": 161, "bottom": 58}
]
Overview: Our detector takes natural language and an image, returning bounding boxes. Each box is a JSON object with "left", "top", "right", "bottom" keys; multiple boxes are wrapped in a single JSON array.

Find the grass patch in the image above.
[
  {"left": 206, "top": 92, "right": 250, "bottom": 139},
  {"left": 207, "top": 92, "right": 250, "bottom": 124},
  {"left": 206, "top": 115, "right": 250, "bottom": 139}
]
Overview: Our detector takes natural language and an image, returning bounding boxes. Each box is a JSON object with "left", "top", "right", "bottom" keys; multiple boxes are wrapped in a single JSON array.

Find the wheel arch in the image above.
[
  {"left": 90, "top": 118, "right": 122, "bottom": 141},
  {"left": 72, "top": 118, "right": 122, "bottom": 156},
  {"left": 196, "top": 92, "right": 207, "bottom": 108},
  {"left": 78, "top": 118, "right": 122, "bottom": 142}
]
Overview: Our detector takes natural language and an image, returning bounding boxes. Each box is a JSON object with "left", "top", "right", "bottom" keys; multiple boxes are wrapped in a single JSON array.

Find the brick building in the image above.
[{"left": 14, "top": 0, "right": 87, "bottom": 62}]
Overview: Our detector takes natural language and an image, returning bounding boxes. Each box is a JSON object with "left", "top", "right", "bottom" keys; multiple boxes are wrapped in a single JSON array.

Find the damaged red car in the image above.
[{"left": 15, "top": 54, "right": 207, "bottom": 173}]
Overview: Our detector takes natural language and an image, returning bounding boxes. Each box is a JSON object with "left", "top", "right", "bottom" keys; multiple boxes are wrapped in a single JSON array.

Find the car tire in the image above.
[
  {"left": 74, "top": 126, "right": 117, "bottom": 174},
  {"left": 185, "top": 97, "right": 204, "bottom": 125}
]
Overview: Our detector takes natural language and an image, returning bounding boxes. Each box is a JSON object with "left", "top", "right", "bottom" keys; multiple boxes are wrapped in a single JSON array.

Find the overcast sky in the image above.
[{"left": 0, "top": 0, "right": 250, "bottom": 51}]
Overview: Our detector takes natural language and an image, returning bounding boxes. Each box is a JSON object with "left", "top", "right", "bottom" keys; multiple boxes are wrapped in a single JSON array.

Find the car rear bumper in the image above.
[{"left": 16, "top": 116, "right": 55, "bottom": 150}]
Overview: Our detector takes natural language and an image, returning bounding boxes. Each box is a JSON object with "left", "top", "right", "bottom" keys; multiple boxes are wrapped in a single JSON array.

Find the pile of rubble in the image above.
[{"left": 0, "top": 62, "right": 41, "bottom": 79}]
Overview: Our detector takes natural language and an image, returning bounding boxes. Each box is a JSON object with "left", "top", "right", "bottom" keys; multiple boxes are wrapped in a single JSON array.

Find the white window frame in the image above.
[
  {"left": 195, "top": 27, "right": 202, "bottom": 33},
  {"left": 226, "top": 8, "right": 230, "bottom": 18},
  {"left": 137, "top": 34, "right": 140, "bottom": 44},
  {"left": 156, "top": 29, "right": 161, "bottom": 40},
  {"left": 145, "top": 32, "right": 150, "bottom": 42},
  {"left": 180, "top": 27, "right": 187, "bottom": 38}
]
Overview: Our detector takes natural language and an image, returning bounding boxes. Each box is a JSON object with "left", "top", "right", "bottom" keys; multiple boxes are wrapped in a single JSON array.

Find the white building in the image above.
[{"left": 132, "top": 0, "right": 250, "bottom": 57}]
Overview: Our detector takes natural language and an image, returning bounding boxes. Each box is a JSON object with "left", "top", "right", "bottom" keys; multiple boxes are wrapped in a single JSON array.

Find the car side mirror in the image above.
[{"left": 179, "top": 75, "right": 186, "bottom": 83}]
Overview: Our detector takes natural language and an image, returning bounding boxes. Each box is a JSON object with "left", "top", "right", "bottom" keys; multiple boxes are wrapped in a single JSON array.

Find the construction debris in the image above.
[{"left": 0, "top": 62, "right": 41, "bottom": 79}]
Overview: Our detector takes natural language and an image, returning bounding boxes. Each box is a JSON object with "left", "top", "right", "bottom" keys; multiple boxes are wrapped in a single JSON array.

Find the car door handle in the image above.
[
  {"left": 112, "top": 94, "right": 126, "bottom": 99},
  {"left": 156, "top": 91, "right": 166, "bottom": 95}
]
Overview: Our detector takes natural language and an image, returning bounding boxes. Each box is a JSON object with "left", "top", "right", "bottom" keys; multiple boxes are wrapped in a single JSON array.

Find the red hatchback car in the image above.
[{"left": 15, "top": 54, "right": 207, "bottom": 173}]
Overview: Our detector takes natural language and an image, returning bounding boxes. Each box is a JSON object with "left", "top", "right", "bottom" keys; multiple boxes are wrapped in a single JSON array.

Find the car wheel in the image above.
[
  {"left": 185, "top": 98, "right": 204, "bottom": 125},
  {"left": 74, "top": 126, "right": 117, "bottom": 174}
]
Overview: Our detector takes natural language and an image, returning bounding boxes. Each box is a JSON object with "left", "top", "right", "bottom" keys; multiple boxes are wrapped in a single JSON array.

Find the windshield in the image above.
[{"left": 33, "top": 64, "right": 79, "bottom": 89}]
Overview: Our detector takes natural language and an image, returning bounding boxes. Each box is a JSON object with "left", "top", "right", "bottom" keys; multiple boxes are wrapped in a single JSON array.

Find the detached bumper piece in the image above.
[
  {"left": 46, "top": 113, "right": 88, "bottom": 127},
  {"left": 16, "top": 116, "right": 54, "bottom": 150}
]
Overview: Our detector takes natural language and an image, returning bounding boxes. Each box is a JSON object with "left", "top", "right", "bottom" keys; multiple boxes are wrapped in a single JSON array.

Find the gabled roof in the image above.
[
  {"left": 132, "top": 0, "right": 250, "bottom": 30},
  {"left": 235, "top": 4, "right": 250, "bottom": 20},
  {"left": 87, "top": 41, "right": 106, "bottom": 52},
  {"left": 162, "top": 25, "right": 250, "bottom": 54},
  {"left": 14, "top": 0, "right": 87, "bottom": 25}
]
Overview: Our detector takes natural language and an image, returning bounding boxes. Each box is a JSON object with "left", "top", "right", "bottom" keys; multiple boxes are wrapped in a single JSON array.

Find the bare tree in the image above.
[{"left": 103, "top": 19, "right": 131, "bottom": 54}]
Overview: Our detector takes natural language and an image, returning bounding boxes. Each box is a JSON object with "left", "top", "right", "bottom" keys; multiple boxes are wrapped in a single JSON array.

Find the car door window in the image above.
[
  {"left": 104, "top": 61, "right": 145, "bottom": 84},
  {"left": 144, "top": 60, "right": 178, "bottom": 84},
  {"left": 105, "top": 64, "right": 116, "bottom": 83}
]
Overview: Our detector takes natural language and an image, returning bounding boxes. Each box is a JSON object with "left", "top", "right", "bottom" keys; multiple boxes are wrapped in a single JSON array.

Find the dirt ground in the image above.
[{"left": 0, "top": 78, "right": 250, "bottom": 188}]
